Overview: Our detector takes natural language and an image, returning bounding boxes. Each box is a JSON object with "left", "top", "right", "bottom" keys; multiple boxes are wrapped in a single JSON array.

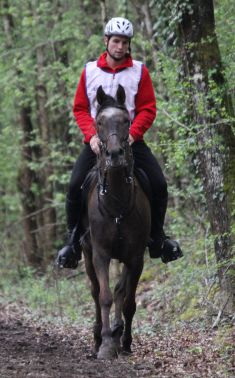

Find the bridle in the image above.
[
  {"left": 96, "top": 129, "right": 135, "bottom": 229},
  {"left": 97, "top": 133, "right": 133, "bottom": 193},
  {"left": 99, "top": 132, "right": 129, "bottom": 156}
]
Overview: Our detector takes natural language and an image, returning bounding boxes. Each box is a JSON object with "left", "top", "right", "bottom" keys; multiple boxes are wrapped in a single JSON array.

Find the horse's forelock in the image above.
[{"left": 96, "top": 101, "right": 128, "bottom": 118}]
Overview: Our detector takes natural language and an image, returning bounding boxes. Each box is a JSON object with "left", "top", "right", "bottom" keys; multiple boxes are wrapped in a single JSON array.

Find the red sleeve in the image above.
[
  {"left": 73, "top": 69, "right": 96, "bottom": 143},
  {"left": 129, "top": 65, "right": 157, "bottom": 140}
]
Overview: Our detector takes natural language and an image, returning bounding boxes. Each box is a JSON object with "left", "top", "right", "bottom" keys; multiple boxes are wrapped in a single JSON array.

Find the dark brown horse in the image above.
[{"left": 81, "top": 85, "right": 151, "bottom": 359}]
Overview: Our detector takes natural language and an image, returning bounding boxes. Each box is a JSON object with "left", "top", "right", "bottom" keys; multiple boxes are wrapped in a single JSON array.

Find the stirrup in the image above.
[
  {"left": 56, "top": 244, "right": 81, "bottom": 269},
  {"left": 161, "top": 238, "right": 183, "bottom": 264}
]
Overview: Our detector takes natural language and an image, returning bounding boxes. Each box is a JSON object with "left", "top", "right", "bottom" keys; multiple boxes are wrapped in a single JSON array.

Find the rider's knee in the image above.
[{"left": 67, "top": 179, "right": 82, "bottom": 200}]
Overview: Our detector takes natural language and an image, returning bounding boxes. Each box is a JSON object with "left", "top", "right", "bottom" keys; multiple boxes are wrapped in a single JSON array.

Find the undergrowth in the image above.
[{"left": 0, "top": 223, "right": 221, "bottom": 334}]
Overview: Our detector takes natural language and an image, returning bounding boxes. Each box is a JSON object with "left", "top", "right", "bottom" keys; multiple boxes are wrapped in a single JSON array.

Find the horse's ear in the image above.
[
  {"left": 96, "top": 85, "right": 106, "bottom": 105},
  {"left": 116, "top": 84, "right": 126, "bottom": 105}
]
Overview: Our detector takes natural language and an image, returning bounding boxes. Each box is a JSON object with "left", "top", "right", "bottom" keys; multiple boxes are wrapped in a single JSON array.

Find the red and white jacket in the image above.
[{"left": 73, "top": 52, "right": 156, "bottom": 143}]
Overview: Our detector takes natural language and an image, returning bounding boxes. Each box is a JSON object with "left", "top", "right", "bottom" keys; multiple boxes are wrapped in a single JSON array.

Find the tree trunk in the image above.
[
  {"left": 18, "top": 107, "right": 42, "bottom": 267},
  {"left": 100, "top": 0, "right": 107, "bottom": 27},
  {"left": 177, "top": 0, "right": 235, "bottom": 313},
  {"left": 2, "top": 0, "right": 43, "bottom": 267},
  {"left": 139, "top": 2, "right": 159, "bottom": 67},
  {"left": 35, "top": 45, "right": 57, "bottom": 261}
]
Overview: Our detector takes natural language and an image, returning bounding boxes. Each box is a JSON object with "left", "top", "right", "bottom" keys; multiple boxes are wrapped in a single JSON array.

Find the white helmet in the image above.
[{"left": 104, "top": 17, "right": 133, "bottom": 38}]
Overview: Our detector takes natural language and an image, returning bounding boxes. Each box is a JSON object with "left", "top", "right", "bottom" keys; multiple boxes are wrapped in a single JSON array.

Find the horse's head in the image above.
[{"left": 96, "top": 85, "right": 131, "bottom": 168}]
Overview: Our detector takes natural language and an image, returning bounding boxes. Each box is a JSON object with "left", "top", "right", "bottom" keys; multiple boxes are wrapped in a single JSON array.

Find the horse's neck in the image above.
[
  {"left": 103, "top": 168, "right": 133, "bottom": 211},
  {"left": 108, "top": 169, "right": 128, "bottom": 195}
]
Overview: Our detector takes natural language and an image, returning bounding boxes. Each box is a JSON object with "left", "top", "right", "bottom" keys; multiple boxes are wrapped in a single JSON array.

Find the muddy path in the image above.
[{"left": 0, "top": 304, "right": 233, "bottom": 378}]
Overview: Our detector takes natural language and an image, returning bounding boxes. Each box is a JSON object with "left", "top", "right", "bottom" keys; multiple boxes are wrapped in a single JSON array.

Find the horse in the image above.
[{"left": 81, "top": 84, "right": 151, "bottom": 359}]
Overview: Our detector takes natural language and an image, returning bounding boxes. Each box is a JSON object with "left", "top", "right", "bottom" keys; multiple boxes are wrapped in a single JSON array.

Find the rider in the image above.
[{"left": 56, "top": 17, "right": 183, "bottom": 268}]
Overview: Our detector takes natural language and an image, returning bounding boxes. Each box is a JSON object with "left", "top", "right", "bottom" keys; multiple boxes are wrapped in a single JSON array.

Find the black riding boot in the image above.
[
  {"left": 148, "top": 202, "right": 183, "bottom": 263},
  {"left": 56, "top": 196, "right": 82, "bottom": 269}
]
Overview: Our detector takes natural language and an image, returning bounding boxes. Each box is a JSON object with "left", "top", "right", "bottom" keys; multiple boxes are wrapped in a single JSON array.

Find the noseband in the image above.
[
  {"left": 99, "top": 133, "right": 129, "bottom": 156},
  {"left": 98, "top": 137, "right": 133, "bottom": 195}
]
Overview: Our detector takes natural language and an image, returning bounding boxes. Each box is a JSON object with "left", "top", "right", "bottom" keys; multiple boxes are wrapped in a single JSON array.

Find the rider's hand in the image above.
[
  {"left": 90, "top": 135, "right": 100, "bottom": 154},
  {"left": 128, "top": 134, "right": 135, "bottom": 145}
]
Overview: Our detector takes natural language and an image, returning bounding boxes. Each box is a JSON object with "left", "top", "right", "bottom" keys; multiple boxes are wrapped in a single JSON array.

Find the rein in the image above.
[
  {"left": 97, "top": 182, "right": 136, "bottom": 225},
  {"left": 98, "top": 132, "right": 122, "bottom": 151},
  {"left": 96, "top": 140, "right": 136, "bottom": 232},
  {"left": 97, "top": 138, "right": 133, "bottom": 192}
]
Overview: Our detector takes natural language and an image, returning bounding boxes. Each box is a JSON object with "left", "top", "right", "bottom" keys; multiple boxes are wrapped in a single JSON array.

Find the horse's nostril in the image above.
[
  {"left": 106, "top": 148, "right": 123, "bottom": 159},
  {"left": 110, "top": 148, "right": 123, "bottom": 159}
]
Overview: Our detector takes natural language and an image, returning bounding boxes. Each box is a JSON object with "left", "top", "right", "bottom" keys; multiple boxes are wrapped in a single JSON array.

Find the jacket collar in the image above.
[{"left": 97, "top": 52, "right": 133, "bottom": 72}]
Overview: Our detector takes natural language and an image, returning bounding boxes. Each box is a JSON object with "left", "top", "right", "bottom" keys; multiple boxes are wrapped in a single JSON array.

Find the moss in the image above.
[
  {"left": 140, "top": 265, "right": 157, "bottom": 283},
  {"left": 178, "top": 297, "right": 203, "bottom": 321},
  {"left": 214, "top": 325, "right": 234, "bottom": 363}
]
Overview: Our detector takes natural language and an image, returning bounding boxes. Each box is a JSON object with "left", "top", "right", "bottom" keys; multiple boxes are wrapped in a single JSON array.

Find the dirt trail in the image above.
[
  {"left": 0, "top": 316, "right": 155, "bottom": 378},
  {"left": 0, "top": 304, "right": 233, "bottom": 378}
]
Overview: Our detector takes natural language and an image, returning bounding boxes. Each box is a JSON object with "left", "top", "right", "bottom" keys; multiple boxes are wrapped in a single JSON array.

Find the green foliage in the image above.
[
  {"left": 215, "top": 0, "right": 235, "bottom": 87},
  {"left": 0, "top": 259, "right": 92, "bottom": 325},
  {"left": 0, "top": 234, "right": 217, "bottom": 330}
]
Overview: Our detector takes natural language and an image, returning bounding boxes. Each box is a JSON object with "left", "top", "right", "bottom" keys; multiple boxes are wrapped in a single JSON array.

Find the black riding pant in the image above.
[{"left": 68, "top": 141, "right": 168, "bottom": 236}]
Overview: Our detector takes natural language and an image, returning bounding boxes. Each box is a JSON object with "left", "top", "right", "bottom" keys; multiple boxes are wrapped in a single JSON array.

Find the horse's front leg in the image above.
[
  {"left": 122, "top": 257, "right": 144, "bottom": 354},
  {"left": 83, "top": 252, "right": 102, "bottom": 354},
  {"left": 112, "top": 265, "right": 127, "bottom": 352},
  {"left": 93, "top": 251, "right": 117, "bottom": 359}
]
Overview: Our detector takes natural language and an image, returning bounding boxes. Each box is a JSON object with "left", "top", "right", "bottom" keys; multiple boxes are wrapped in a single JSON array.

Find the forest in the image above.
[{"left": 0, "top": 0, "right": 234, "bottom": 377}]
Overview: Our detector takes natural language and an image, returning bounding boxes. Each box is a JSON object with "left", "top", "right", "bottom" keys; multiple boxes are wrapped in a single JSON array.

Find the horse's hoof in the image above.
[
  {"left": 120, "top": 347, "right": 132, "bottom": 356},
  {"left": 93, "top": 342, "right": 101, "bottom": 355},
  {"left": 97, "top": 343, "right": 118, "bottom": 360}
]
